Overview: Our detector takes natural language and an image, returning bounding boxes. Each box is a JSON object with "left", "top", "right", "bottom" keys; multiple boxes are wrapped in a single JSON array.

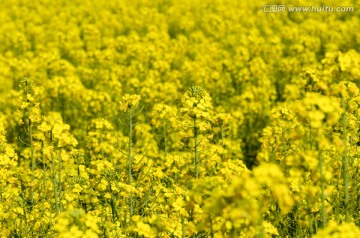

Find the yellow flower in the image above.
[
  {"left": 181, "top": 86, "right": 212, "bottom": 118},
  {"left": 118, "top": 94, "right": 141, "bottom": 112},
  {"left": 312, "top": 221, "right": 360, "bottom": 238},
  {"left": 38, "top": 121, "right": 52, "bottom": 132},
  {"left": 263, "top": 221, "right": 279, "bottom": 236}
]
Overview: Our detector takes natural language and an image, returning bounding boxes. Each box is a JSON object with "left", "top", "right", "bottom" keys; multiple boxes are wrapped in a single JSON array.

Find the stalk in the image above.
[
  {"left": 58, "top": 154, "right": 63, "bottom": 212},
  {"left": 21, "top": 182, "right": 29, "bottom": 238},
  {"left": 282, "top": 127, "right": 287, "bottom": 156},
  {"left": 257, "top": 199, "right": 264, "bottom": 238},
  {"left": 128, "top": 110, "right": 133, "bottom": 185},
  {"left": 50, "top": 131, "right": 59, "bottom": 214},
  {"left": 109, "top": 183, "right": 117, "bottom": 223},
  {"left": 341, "top": 97, "right": 349, "bottom": 221},
  {"left": 163, "top": 121, "right": 167, "bottom": 158},
  {"left": 209, "top": 215, "right": 214, "bottom": 238},
  {"left": 42, "top": 147, "right": 47, "bottom": 220},
  {"left": 309, "top": 125, "right": 313, "bottom": 150},
  {"left": 193, "top": 115, "right": 199, "bottom": 179},
  {"left": 22, "top": 79, "right": 35, "bottom": 211},
  {"left": 308, "top": 210, "right": 313, "bottom": 236},
  {"left": 127, "top": 110, "right": 134, "bottom": 223},
  {"left": 221, "top": 123, "right": 225, "bottom": 160},
  {"left": 282, "top": 127, "right": 289, "bottom": 175},
  {"left": 28, "top": 118, "right": 35, "bottom": 208},
  {"left": 100, "top": 128, "right": 105, "bottom": 159},
  {"left": 307, "top": 123, "right": 313, "bottom": 235},
  {"left": 51, "top": 154, "right": 59, "bottom": 214},
  {"left": 181, "top": 215, "right": 185, "bottom": 238},
  {"left": 23, "top": 200, "right": 29, "bottom": 238},
  {"left": 318, "top": 149, "right": 326, "bottom": 227}
]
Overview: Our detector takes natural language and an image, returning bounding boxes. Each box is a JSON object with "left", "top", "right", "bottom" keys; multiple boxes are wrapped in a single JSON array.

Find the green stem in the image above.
[
  {"left": 28, "top": 118, "right": 35, "bottom": 209},
  {"left": 58, "top": 154, "right": 63, "bottom": 212},
  {"left": 209, "top": 215, "right": 214, "bottom": 238},
  {"left": 193, "top": 115, "right": 199, "bottom": 179},
  {"left": 258, "top": 200, "right": 264, "bottom": 238},
  {"left": 50, "top": 131, "right": 59, "bottom": 214},
  {"left": 100, "top": 128, "right": 105, "bottom": 159},
  {"left": 52, "top": 154, "right": 59, "bottom": 214},
  {"left": 42, "top": 148, "right": 47, "bottom": 215},
  {"left": 163, "top": 122, "right": 167, "bottom": 158},
  {"left": 128, "top": 110, "right": 133, "bottom": 223},
  {"left": 109, "top": 183, "right": 117, "bottom": 223},
  {"left": 128, "top": 110, "right": 133, "bottom": 185},
  {"left": 307, "top": 195, "right": 313, "bottom": 235},
  {"left": 282, "top": 127, "right": 289, "bottom": 175},
  {"left": 282, "top": 127, "right": 287, "bottom": 156},
  {"left": 181, "top": 215, "right": 185, "bottom": 238},
  {"left": 221, "top": 123, "right": 225, "bottom": 160},
  {"left": 341, "top": 97, "right": 349, "bottom": 222},
  {"left": 318, "top": 149, "right": 326, "bottom": 228},
  {"left": 21, "top": 182, "right": 29, "bottom": 238},
  {"left": 309, "top": 125, "right": 313, "bottom": 150}
]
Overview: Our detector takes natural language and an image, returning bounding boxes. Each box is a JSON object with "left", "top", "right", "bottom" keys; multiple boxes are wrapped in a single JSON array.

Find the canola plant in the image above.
[{"left": 1, "top": 0, "right": 360, "bottom": 237}]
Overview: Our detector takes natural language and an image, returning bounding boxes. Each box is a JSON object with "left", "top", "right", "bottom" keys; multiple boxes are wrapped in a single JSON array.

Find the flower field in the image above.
[{"left": 1, "top": 0, "right": 360, "bottom": 237}]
